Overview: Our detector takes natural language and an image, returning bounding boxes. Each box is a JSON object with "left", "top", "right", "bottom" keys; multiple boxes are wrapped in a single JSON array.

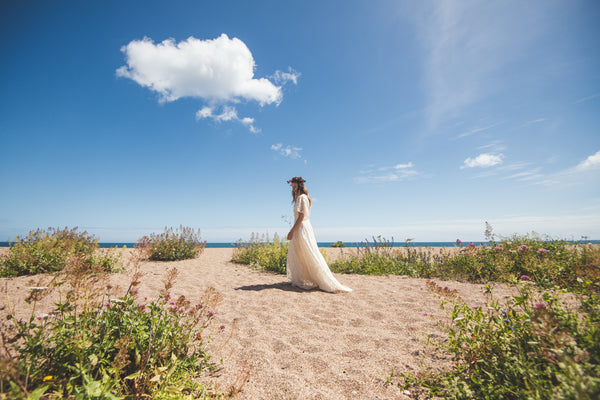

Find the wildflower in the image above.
[
  {"left": 456, "top": 239, "right": 463, "bottom": 247},
  {"left": 169, "top": 301, "right": 176, "bottom": 306},
  {"left": 106, "top": 302, "right": 111, "bottom": 307},
  {"left": 208, "top": 310, "right": 215, "bottom": 317},
  {"left": 469, "top": 242, "right": 475, "bottom": 247},
  {"left": 106, "top": 284, "right": 113, "bottom": 290},
  {"left": 537, "top": 248, "right": 549, "bottom": 255},
  {"left": 220, "top": 324, "right": 226, "bottom": 330},
  {"left": 131, "top": 288, "right": 139, "bottom": 295},
  {"left": 443, "top": 286, "right": 449, "bottom": 290},
  {"left": 534, "top": 302, "right": 547, "bottom": 310},
  {"left": 423, "top": 312, "right": 428, "bottom": 316},
  {"left": 494, "top": 246, "right": 502, "bottom": 251},
  {"left": 519, "top": 245, "right": 529, "bottom": 252},
  {"left": 520, "top": 275, "right": 530, "bottom": 281},
  {"left": 43, "top": 376, "right": 53, "bottom": 382},
  {"left": 179, "top": 307, "right": 185, "bottom": 313},
  {"left": 131, "top": 280, "right": 140, "bottom": 286}
]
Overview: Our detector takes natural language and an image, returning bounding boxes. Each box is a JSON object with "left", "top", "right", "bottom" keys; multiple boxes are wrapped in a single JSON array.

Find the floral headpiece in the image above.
[{"left": 287, "top": 176, "right": 306, "bottom": 184}]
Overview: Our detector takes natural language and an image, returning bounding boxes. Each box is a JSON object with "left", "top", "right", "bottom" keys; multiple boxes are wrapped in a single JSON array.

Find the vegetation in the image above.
[
  {"left": 232, "top": 226, "right": 600, "bottom": 398},
  {"left": 0, "top": 227, "right": 120, "bottom": 277},
  {"left": 329, "top": 241, "right": 346, "bottom": 248},
  {"left": 0, "top": 246, "right": 226, "bottom": 399},
  {"left": 396, "top": 279, "right": 600, "bottom": 399},
  {"left": 138, "top": 226, "right": 206, "bottom": 262},
  {"left": 231, "top": 233, "right": 289, "bottom": 274}
]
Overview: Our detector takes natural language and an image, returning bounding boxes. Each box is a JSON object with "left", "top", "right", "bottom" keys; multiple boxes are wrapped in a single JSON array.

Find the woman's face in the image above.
[{"left": 291, "top": 182, "right": 298, "bottom": 193}]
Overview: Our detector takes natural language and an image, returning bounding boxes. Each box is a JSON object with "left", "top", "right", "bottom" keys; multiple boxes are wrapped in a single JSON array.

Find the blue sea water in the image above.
[{"left": 2, "top": 240, "right": 598, "bottom": 248}]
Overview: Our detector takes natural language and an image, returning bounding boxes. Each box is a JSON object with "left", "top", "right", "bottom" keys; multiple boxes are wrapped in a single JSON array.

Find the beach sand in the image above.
[{"left": 0, "top": 247, "right": 519, "bottom": 399}]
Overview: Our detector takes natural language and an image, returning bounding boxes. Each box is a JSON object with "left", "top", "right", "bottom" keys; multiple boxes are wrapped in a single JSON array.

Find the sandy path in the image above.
[{"left": 1, "top": 248, "right": 517, "bottom": 399}]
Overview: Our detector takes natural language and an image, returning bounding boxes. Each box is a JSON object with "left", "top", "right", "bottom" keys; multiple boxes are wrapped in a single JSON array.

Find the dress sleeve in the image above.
[{"left": 297, "top": 195, "right": 309, "bottom": 214}]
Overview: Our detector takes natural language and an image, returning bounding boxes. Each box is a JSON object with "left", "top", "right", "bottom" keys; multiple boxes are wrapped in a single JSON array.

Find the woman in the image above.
[{"left": 286, "top": 177, "right": 352, "bottom": 293}]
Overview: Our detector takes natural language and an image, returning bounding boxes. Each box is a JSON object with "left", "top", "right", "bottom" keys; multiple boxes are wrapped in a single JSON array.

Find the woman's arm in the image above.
[{"left": 287, "top": 212, "right": 304, "bottom": 240}]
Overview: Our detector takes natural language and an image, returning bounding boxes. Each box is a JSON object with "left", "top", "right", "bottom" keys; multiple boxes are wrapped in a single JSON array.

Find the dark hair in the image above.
[{"left": 291, "top": 180, "right": 312, "bottom": 206}]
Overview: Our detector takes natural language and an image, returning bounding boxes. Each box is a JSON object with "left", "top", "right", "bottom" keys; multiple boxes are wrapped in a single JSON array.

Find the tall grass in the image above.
[
  {"left": 0, "top": 227, "right": 120, "bottom": 277},
  {"left": 397, "top": 279, "right": 600, "bottom": 399},
  {"left": 0, "top": 244, "right": 225, "bottom": 399},
  {"left": 138, "top": 226, "right": 207, "bottom": 262},
  {"left": 231, "top": 233, "right": 288, "bottom": 274}
]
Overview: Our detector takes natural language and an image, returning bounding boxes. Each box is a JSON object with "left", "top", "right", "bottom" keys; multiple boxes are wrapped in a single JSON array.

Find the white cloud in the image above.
[
  {"left": 271, "top": 143, "right": 302, "bottom": 159},
  {"left": 461, "top": 153, "right": 504, "bottom": 169},
  {"left": 196, "top": 106, "right": 260, "bottom": 133},
  {"left": 575, "top": 150, "right": 600, "bottom": 171},
  {"left": 356, "top": 162, "right": 418, "bottom": 183},
  {"left": 271, "top": 67, "right": 301, "bottom": 85},
  {"left": 117, "top": 34, "right": 297, "bottom": 132}
]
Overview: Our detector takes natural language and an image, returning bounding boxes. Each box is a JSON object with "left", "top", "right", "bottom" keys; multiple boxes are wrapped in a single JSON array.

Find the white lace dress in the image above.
[{"left": 286, "top": 194, "right": 352, "bottom": 293}]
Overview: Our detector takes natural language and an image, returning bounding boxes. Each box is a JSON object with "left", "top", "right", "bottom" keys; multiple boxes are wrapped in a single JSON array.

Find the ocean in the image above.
[{"left": 1, "top": 240, "right": 598, "bottom": 248}]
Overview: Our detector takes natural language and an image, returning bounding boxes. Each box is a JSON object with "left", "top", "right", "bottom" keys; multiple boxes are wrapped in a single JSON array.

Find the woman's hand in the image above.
[{"left": 287, "top": 212, "right": 303, "bottom": 241}]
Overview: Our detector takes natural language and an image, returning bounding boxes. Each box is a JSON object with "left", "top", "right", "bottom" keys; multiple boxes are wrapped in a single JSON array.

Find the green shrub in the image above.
[
  {"left": 399, "top": 280, "right": 600, "bottom": 399},
  {"left": 0, "top": 227, "right": 120, "bottom": 277},
  {"left": 232, "top": 233, "right": 289, "bottom": 274},
  {"left": 329, "top": 241, "right": 346, "bottom": 248},
  {"left": 329, "top": 237, "right": 442, "bottom": 277},
  {"left": 139, "top": 226, "right": 206, "bottom": 261},
  {"left": 0, "top": 263, "right": 222, "bottom": 399}
]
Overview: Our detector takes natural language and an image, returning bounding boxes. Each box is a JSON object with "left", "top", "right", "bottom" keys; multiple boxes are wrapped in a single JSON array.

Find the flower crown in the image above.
[{"left": 287, "top": 176, "right": 306, "bottom": 184}]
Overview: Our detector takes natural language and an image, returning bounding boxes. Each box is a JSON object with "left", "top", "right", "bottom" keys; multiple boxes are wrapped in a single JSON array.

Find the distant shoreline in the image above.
[{"left": 1, "top": 240, "right": 599, "bottom": 249}]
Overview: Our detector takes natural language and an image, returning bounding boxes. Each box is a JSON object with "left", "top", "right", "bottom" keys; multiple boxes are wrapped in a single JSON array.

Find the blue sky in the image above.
[{"left": 1, "top": 0, "right": 599, "bottom": 243}]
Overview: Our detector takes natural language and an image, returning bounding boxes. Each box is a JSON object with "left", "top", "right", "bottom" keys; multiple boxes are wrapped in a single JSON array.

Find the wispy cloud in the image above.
[
  {"left": 461, "top": 153, "right": 504, "bottom": 169},
  {"left": 457, "top": 123, "right": 499, "bottom": 139},
  {"left": 502, "top": 168, "right": 543, "bottom": 182},
  {"left": 271, "top": 143, "right": 303, "bottom": 159},
  {"left": 417, "top": 2, "right": 554, "bottom": 128},
  {"left": 575, "top": 92, "right": 600, "bottom": 104},
  {"left": 117, "top": 34, "right": 297, "bottom": 132},
  {"left": 478, "top": 141, "right": 507, "bottom": 152},
  {"left": 521, "top": 118, "right": 546, "bottom": 127},
  {"left": 355, "top": 162, "right": 418, "bottom": 183}
]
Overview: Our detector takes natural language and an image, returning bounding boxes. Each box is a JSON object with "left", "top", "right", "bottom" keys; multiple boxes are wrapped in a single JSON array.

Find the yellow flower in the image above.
[{"left": 43, "top": 376, "right": 53, "bottom": 381}]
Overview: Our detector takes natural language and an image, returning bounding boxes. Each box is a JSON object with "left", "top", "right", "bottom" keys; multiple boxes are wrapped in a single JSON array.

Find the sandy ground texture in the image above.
[{"left": 0, "top": 247, "right": 520, "bottom": 399}]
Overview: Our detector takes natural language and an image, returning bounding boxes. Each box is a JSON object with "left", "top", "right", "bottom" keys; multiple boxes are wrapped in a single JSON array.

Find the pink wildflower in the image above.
[
  {"left": 519, "top": 245, "right": 529, "bottom": 252},
  {"left": 220, "top": 324, "right": 226, "bottom": 330},
  {"left": 520, "top": 275, "right": 530, "bottom": 281},
  {"left": 494, "top": 247, "right": 502, "bottom": 251},
  {"left": 208, "top": 311, "right": 215, "bottom": 317},
  {"left": 534, "top": 302, "right": 547, "bottom": 310},
  {"left": 537, "top": 248, "right": 549, "bottom": 255}
]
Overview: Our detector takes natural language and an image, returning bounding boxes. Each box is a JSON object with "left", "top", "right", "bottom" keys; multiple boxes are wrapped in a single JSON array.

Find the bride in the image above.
[{"left": 286, "top": 177, "right": 352, "bottom": 293}]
